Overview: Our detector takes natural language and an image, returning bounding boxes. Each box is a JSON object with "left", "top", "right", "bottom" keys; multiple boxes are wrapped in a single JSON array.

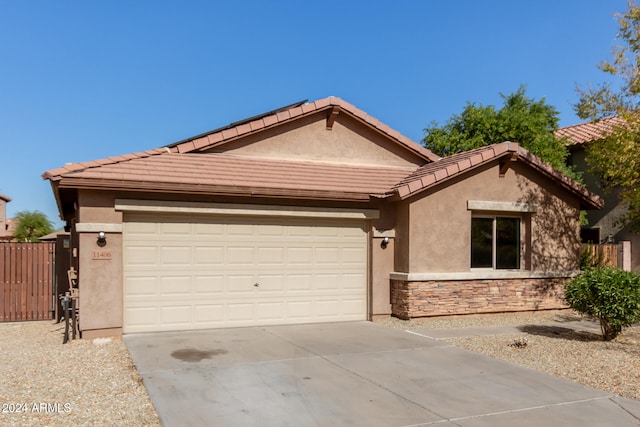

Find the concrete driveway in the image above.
[{"left": 124, "top": 322, "right": 640, "bottom": 426}]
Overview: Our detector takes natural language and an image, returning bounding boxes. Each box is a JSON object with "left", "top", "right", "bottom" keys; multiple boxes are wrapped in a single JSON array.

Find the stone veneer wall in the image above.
[{"left": 390, "top": 277, "right": 569, "bottom": 319}]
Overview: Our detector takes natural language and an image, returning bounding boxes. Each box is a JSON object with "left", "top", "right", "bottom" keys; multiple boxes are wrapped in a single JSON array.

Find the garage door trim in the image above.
[{"left": 116, "top": 199, "right": 379, "bottom": 220}]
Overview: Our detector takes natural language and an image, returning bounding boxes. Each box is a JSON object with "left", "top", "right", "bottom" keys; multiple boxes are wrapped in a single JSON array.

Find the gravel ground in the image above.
[
  {"left": 2, "top": 311, "right": 638, "bottom": 426},
  {"left": 377, "top": 309, "right": 640, "bottom": 401},
  {"left": 0, "top": 321, "right": 160, "bottom": 427}
]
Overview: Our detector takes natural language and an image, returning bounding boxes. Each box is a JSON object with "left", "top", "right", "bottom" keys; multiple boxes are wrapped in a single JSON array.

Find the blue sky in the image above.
[{"left": 0, "top": 1, "right": 629, "bottom": 226}]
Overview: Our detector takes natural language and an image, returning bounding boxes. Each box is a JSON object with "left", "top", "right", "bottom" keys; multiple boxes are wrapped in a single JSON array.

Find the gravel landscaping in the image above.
[
  {"left": 377, "top": 309, "right": 640, "bottom": 401},
  {"left": 2, "top": 310, "right": 638, "bottom": 425},
  {"left": 0, "top": 321, "right": 160, "bottom": 427}
]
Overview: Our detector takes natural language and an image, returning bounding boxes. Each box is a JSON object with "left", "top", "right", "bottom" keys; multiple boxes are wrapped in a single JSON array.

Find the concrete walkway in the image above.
[{"left": 125, "top": 321, "right": 640, "bottom": 426}]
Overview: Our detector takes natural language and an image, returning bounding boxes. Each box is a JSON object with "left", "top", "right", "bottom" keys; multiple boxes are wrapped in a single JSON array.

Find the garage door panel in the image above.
[
  {"left": 257, "top": 247, "right": 285, "bottom": 264},
  {"left": 258, "top": 302, "right": 285, "bottom": 320},
  {"left": 227, "top": 303, "right": 254, "bottom": 321},
  {"left": 227, "top": 246, "right": 255, "bottom": 264},
  {"left": 287, "top": 274, "right": 313, "bottom": 291},
  {"left": 194, "top": 304, "right": 224, "bottom": 323},
  {"left": 227, "top": 223, "right": 254, "bottom": 236},
  {"left": 256, "top": 274, "right": 285, "bottom": 292},
  {"left": 126, "top": 277, "right": 158, "bottom": 297},
  {"left": 316, "top": 247, "right": 339, "bottom": 263},
  {"left": 194, "top": 276, "right": 225, "bottom": 294},
  {"left": 124, "top": 214, "right": 368, "bottom": 333},
  {"left": 126, "top": 306, "right": 158, "bottom": 328},
  {"left": 194, "top": 246, "right": 224, "bottom": 264},
  {"left": 343, "top": 247, "right": 367, "bottom": 263},
  {"left": 126, "top": 246, "right": 158, "bottom": 265},
  {"left": 194, "top": 222, "right": 224, "bottom": 235},
  {"left": 160, "top": 246, "right": 192, "bottom": 265},
  {"left": 343, "top": 273, "right": 366, "bottom": 289},
  {"left": 161, "top": 222, "right": 191, "bottom": 234},
  {"left": 160, "top": 276, "right": 191, "bottom": 295}
]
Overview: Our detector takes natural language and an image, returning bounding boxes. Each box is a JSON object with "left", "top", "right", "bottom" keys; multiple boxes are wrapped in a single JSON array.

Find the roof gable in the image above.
[
  {"left": 393, "top": 142, "right": 603, "bottom": 210},
  {"left": 166, "top": 97, "right": 440, "bottom": 163}
]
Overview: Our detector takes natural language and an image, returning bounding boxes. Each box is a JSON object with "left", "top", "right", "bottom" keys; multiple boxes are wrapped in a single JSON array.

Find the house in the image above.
[
  {"left": 0, "top": 194, "right": 12, "bottom": 241},
  {"left": 43, "top": 97, "right": 603, "bottom": 338},
  {"left": 556, "top": 116, "right": 638, "bottom": 272}
]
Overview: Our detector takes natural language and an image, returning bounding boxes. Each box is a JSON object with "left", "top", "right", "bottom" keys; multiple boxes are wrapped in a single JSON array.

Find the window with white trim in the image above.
[{"left": 471, "top": 216, "right": 520, "bottom": 269}]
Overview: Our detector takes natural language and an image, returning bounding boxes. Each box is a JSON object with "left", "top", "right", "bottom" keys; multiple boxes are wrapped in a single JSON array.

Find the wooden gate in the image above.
[
  {"left": 581, "top": 243, "right": 621, "bottom": 269},
  {"left": 0, "top": 242, "right": 55, "bottom": 321}
]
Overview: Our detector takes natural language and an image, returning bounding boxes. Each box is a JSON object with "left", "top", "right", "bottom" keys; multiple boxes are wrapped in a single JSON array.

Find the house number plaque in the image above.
[{"left": 91, "top": 250, "right": 112, "bottom": 260}]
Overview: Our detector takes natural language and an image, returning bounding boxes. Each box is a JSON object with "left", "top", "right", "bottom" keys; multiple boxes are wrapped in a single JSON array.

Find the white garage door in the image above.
[{"left": 123, "top": 213, "right": 368, "bottom": 333}]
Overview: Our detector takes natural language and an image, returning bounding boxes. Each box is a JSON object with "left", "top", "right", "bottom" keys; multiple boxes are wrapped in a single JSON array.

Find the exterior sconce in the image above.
[
  {"left": 97, "top": 231, "right": 107, "bottom": 247},
  {"left": 381, "top": 236, "right": 389, "bottom": 249}
]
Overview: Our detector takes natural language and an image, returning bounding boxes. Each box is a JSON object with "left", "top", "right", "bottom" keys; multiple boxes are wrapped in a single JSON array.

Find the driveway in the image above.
[{"left": 124, "top": 321, "right": 640, "bottom": 426}]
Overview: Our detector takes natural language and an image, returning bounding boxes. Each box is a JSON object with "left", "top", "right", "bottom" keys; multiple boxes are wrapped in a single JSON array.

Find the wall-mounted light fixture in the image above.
[
  {"left": 381, "top": 236, "right": 390, "bottom": 249},
  {"left": 97, "top": 231, "right": 107, "bottom": 247}
]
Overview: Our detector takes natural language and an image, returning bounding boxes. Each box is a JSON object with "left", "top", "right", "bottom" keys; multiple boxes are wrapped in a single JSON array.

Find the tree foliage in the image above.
[
  {"left": 13, "top": 210, "right": 54, "bottom": 242},
  {"left": 575, "top": 1, "right": 640, "bottom": 231},
  {"left": 423, "top": 86, "right": 577, "bottom": 178},
  {"left": 565, "top": 267, "right": 640, "bottom": 340}
]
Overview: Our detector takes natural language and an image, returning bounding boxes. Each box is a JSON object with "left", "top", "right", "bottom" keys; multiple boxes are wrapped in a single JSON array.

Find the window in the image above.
[{"left": 471, "top": 216, "right": 520, "bottom": 269}]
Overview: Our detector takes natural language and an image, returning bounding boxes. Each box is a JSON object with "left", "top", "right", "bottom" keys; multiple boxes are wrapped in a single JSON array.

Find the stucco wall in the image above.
[
  {"left": 204, "top": 112, "right": 426, "bottom": 168},
  {"left": 403, "top": 161, "right": 581, "bottom": 273},
  {"left": 76, "top": 191, "right": 123, "bottom": 335}
]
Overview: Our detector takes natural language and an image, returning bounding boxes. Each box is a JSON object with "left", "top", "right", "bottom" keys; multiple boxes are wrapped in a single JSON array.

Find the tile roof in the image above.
[
  {"left": 42, "top": 98, "right": 602, "bottom": 211},
  {"left": 47, "top": 153, "right": 416, "bottom": 202},
  {"left": 392, "top": 142, "right": 603, "bottom": 209},
  {"left": 555, "top": 116, "right": 625, "bottom": 145}
]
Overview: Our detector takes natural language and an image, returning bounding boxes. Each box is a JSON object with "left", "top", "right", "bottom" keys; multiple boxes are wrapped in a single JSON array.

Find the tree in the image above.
[
  {"left": 13, "top": 210, "right": 54, "bottom": 242},
  {"left": 565, "top": 267, "right": 640, "bottom": 340},
  {"left": 423, "top": 86, "right": 577, "bottom": 178},
  {"left": 575, "top": 1, "right": 640, "bottom": 232}
]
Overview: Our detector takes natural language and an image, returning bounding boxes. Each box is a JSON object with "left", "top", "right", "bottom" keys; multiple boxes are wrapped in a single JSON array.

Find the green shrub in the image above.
[{"left": 564, "top": 267, "right": 640, "bottom": 340}]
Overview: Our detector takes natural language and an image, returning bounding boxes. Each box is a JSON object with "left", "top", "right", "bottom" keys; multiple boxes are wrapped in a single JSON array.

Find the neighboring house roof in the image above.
[
  {"left": 392, "top": 142, "right": 603, "bottom": 210},
  {"left": 38, "top": 229, "right": 68, "bottom": 241},
  {"left": 555, "top": 116, "right": 625, "bottom": 145},
  {"left": 0, "top": 194, "right": 11, "bottom": 202}
]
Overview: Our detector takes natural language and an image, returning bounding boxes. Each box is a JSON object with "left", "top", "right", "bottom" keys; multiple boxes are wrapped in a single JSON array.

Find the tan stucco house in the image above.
[{"left": 44, "top": 97, "right": 602, "bottom": 338}]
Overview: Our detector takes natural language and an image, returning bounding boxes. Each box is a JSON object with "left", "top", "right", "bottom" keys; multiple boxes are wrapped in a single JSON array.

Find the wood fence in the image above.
[
  {"left": 0, "top": 242, "right": 55, "bottom": 321},
  {"left": 581, "top": 243, "right": 621, "bottom": 269}
]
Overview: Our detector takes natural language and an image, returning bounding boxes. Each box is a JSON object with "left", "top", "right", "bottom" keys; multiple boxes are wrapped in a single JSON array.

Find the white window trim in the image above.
[{"left": 467, "top": 200, "right": 537, "bottom": 213}]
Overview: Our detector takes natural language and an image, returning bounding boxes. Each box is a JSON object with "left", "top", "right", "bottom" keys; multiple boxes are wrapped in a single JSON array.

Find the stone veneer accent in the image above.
[{"left": 390, "top": 277, "right": 569, "bottom": 319}]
